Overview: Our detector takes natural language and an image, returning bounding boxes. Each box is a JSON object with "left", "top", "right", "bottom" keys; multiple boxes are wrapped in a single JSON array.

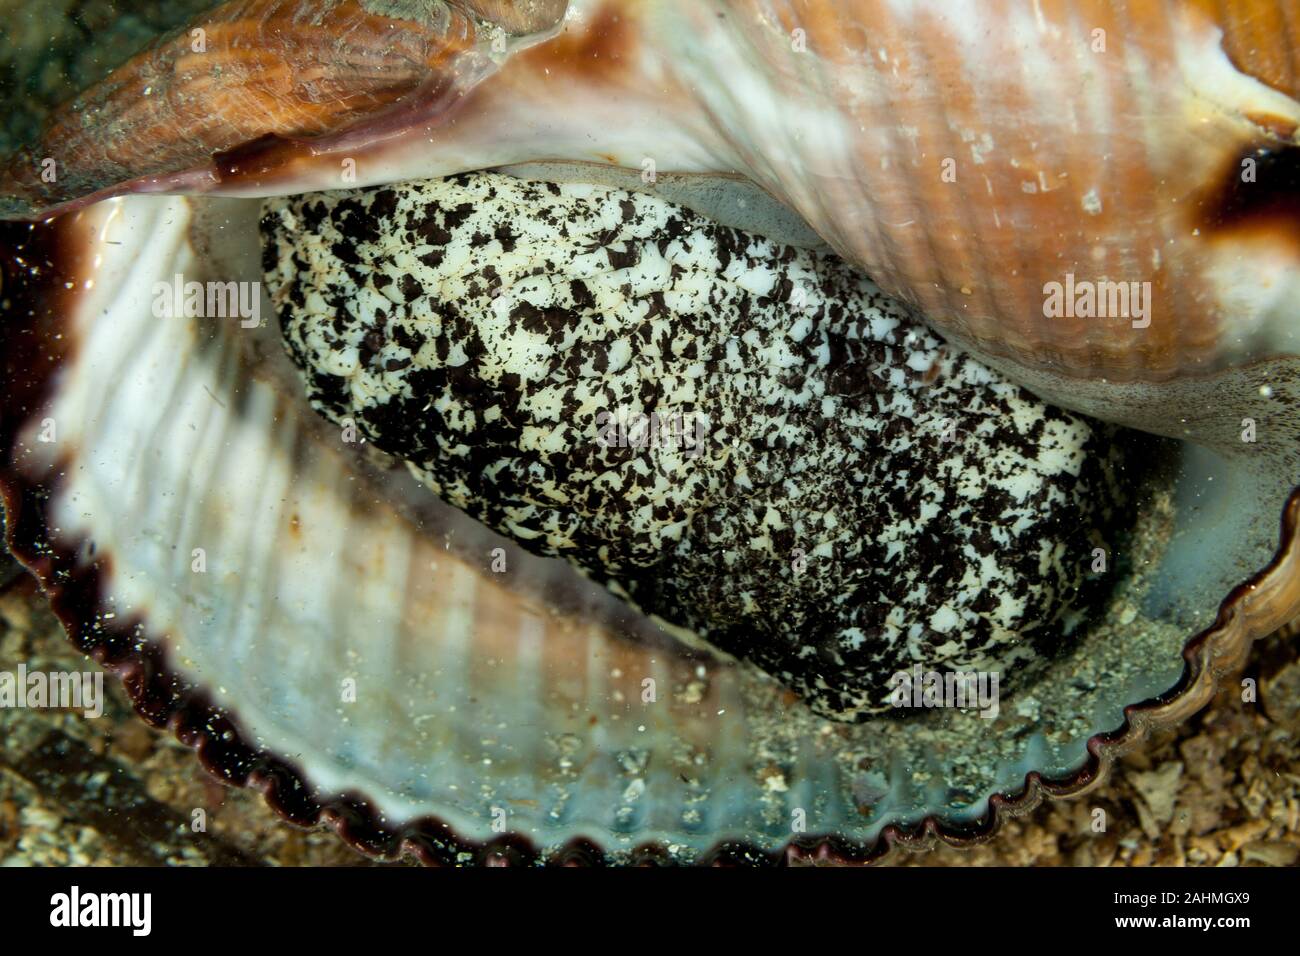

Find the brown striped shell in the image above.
[{"left": 4, "top": 0, "right": 1298, "bottom": 387}]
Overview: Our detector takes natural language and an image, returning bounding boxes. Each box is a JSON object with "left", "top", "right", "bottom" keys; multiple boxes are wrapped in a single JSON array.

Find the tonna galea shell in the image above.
[{"left": 0, "top": 0, "right": 1299, "bottom": 864}]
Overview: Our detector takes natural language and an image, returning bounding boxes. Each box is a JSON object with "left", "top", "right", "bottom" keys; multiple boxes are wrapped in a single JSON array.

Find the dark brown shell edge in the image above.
[{"left": 2, "top": 213, "right": 1297, "bottom": 868}]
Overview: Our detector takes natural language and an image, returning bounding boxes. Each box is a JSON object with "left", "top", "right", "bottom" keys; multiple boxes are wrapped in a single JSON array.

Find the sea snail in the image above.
[{"left": 1, "top": 0, "right": 1298, "bottom": 862}]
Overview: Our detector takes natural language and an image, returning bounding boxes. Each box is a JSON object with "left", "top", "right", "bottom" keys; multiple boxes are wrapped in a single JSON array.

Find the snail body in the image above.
[{"left": 262, "top": 171, "right": 1130, "bottom": 720}]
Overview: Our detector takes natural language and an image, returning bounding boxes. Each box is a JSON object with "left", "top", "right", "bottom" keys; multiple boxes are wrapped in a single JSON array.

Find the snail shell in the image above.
[
  {"left": 4, "top": 1, "right": 1298, "bottom": 383},
  {"left": 1, "top": 0, "right": 1299, "bottom": 863}
]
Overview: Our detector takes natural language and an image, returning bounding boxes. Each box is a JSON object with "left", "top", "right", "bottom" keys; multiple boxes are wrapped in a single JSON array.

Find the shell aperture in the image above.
[{"left": 261, "top": 171, "right": 1130, "bottom": 720}]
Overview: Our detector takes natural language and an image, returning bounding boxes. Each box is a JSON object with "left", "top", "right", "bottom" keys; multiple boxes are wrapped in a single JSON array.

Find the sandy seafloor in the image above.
[{"left": 1, "top": 0, "right": 1298, "bottom": 868}]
